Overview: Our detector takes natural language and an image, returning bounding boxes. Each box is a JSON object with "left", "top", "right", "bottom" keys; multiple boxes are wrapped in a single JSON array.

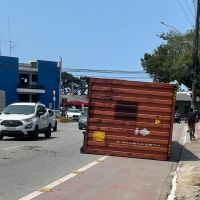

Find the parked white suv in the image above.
[{"left": 0, "top": 102, "right": 52, "bottom": 140}]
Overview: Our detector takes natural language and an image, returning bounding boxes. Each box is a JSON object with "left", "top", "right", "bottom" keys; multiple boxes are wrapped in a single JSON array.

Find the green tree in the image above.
[
  {"left": 141, "top": 30, "right": 195, "bottom": 90},
  {"left": 61, "top": 72, "right": 88, "bottom": 95},
  {"left": 78, "top": 76, "right": 88, "bottom": 95}
]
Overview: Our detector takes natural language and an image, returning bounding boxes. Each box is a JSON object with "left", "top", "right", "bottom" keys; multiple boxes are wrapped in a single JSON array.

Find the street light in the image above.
[
  {"left": 160, "top": 21, "right": 182, "bottom": 35},
  {"left": 160, "top": 21, "right": 193, "bottom": 47}
]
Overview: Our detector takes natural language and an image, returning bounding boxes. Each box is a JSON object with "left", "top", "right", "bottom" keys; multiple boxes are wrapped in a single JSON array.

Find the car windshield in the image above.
[
  {"left": 68, "top": 109, "right": 80, "bottom": 113},
  {"left": 3, "top": 105, "right": 35, "bottom": 115}
]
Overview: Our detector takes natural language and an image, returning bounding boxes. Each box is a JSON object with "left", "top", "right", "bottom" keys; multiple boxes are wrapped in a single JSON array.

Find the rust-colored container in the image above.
[{"left": 81, "top": 78, "right": 176, "bottom": 161}]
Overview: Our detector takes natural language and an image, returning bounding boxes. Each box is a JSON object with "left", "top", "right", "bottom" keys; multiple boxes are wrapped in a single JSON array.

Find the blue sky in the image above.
[{"left": 0, "top": 0, "right": 195, "bottom": 80}]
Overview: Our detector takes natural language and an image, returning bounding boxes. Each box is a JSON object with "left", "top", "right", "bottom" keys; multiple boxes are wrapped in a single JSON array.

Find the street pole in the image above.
[{"left": 191, "top": 0, "right": 200, "bottom": 110}]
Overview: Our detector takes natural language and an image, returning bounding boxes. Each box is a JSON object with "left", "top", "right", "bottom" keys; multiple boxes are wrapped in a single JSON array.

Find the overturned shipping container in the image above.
[{"left": 81, "top": 78, "right": 176, "bottom": 161}]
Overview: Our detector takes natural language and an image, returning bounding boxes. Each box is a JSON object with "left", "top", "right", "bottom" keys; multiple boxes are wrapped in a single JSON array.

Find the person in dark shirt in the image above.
[
  {"left": 186, "top": 108, "right": 197, "bottom": 140},
  {"left": 174, "top": 110, "right": 181, "bottom": 123}
]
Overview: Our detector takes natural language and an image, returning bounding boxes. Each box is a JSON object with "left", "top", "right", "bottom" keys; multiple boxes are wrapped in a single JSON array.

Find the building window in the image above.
[
  {"left": 19, "top": 73, "right": 29, "bottom": 86},
  {"left": 32, "top": 95, "right": 38, "bottom": 102},
  {"left": 32, "top": 74, "right": 38, "bottom": 82},
  {"left": 18, "top": 94, "right": 29, "bottom": 102}
]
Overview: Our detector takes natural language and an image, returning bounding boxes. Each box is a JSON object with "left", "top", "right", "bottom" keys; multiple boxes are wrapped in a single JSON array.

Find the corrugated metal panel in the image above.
[{"left": 81, "top": 78, "right": 176, "bottom": 161}]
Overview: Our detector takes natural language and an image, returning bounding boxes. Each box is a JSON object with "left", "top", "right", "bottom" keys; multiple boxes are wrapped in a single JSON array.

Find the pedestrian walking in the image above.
[{"left": 185, "top": 108, "right": 197, "bottom": 140}]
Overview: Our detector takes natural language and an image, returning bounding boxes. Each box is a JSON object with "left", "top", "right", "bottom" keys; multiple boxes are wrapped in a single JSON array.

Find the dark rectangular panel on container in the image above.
[{"left": 81, "top": 78, "right": 176, "bottom": 161}]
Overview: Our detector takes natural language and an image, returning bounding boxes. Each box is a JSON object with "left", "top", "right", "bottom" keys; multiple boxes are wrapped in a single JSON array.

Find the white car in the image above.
[
  {"left": 66, "top": 108, "right": 81, "bottom": 121},
  {"left": 47, "top": 109, "right": 57, "bottom": 131},
  {"left": 0, "top": 102, "right": 52, "bottom": 140}
]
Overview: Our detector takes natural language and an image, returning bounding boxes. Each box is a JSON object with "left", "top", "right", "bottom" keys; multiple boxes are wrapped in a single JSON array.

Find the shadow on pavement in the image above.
[
  {"left": 170, "top": 141, "right": 183, "bottom": 162},
  {"left": 170, "top": 141, "right": 200, "bottom": 162},
  {"left": 180, "top": 145, "right": 200, "bottom": 161}
]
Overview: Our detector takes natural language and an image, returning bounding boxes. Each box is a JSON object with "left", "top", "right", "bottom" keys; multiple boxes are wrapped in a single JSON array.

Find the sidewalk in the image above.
[{"left": 174, "top": 123, "right": 200, "bottom": 200}]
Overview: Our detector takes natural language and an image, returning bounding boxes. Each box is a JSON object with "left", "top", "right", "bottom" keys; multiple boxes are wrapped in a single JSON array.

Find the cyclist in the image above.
[{"left": 186, "top": 108, "right": 197, "bottom": 140}]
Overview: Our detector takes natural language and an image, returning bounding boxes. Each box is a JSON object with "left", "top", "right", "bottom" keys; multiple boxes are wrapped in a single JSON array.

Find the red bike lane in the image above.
[
  {"left": 19, "top": 124, "right": 189, "bottom": 200},
  {"left": 19, "top": 156, "right": 172, "bottom": 200}
]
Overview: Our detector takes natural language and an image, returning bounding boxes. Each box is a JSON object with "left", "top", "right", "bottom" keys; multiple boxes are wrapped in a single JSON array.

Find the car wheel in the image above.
[
  {"left": 53, "top": 121, "right": 57, "bottom": 132},
  {"left": 45, "top": 124, "right": 51, "bottom": 138},
  {"left": 31, "top": 126, "right": 39, "bottom": 140}
]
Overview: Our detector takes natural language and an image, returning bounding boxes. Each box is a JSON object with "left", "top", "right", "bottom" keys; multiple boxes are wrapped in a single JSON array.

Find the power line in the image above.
[
  {"left": 74, "top": 74, "right": 150, "bottom": 79},
  {"left": 62, "top": 69, "right": 151, "bottom": 81},
  {"left": 185, "top": 0, "right": 195, "bottom": 19},
  {"left": 75, "top": 76, "right": 152, "bottom": 80},
  {"left": 62, "top": 68, "right": 146, "bottom": 74},
  {"left": 177, "top": 0, "right": 194, "bottom": 26}
]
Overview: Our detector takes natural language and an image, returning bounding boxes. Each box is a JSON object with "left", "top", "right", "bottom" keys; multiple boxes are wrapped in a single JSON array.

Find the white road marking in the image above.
[
  {"left": 18, "top": 155, "right": 109, "bottom": 200},
  {"left": 167, "top": 124, "right": 187, "bottom": 200},
  {"left": 3, "top": 144, "right": 30, "bottom": 151},
  {"left": 18, "top": 191, "right": 43, "bottom": 200},
  {"left": 167, "top": 163, "right": 181, "bottom": 200}
]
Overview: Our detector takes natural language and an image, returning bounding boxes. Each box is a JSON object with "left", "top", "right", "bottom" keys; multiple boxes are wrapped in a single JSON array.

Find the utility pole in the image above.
[{"left": 191, "top": 0, "right": 200, "bottom": 110}]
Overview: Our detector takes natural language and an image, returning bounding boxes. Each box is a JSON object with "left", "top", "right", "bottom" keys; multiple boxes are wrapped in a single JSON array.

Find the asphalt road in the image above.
[
  {"left": 0, "top": 122, "right": 101, "bottom": 200},
  {"left": 0, "top": 122, "right": 186, "bottom": 200}
]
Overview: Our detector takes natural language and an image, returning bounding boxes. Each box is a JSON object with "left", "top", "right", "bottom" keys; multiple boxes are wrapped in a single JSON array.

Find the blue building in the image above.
[{"left": 0, "top": 56, "right": 61, "bottom": 110}]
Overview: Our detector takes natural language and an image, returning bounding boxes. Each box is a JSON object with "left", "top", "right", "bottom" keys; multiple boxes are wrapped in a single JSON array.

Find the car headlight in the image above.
[
  {"left": 23, "top": 118, "right": 34, "bottom": 123},
  {"left": 25, "top": 123, "right": 33, "bottom": 129},
  {"left": 23, "top": 118, "right": 34, "bottom": 129}
]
